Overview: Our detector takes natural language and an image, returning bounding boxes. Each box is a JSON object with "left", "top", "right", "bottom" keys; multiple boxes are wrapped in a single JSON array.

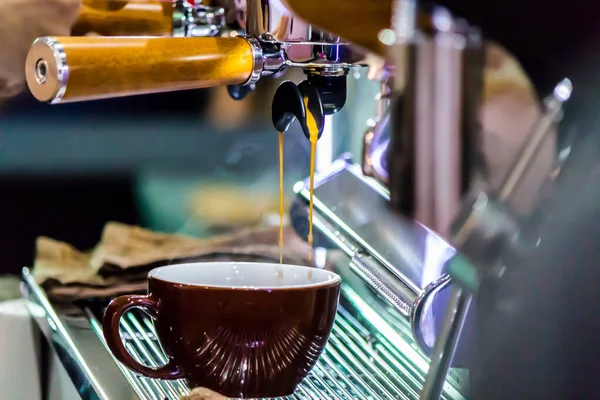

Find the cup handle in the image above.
[{"left": 102, "top": 295, "right": 183, "bottom": 380}]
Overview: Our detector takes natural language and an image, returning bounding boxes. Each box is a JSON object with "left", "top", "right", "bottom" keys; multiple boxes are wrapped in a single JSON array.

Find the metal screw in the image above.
[{"left": 34, "top": 59, "right": 48, "bottom": 84}]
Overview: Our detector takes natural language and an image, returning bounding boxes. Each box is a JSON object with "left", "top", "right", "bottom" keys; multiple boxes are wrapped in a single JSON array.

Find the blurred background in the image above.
[
  {"left": 0, "top": 0, "right": 597, "bottom": 277},
  {"left": 0, "top": 67, "right": 380, "bottom": 276}
]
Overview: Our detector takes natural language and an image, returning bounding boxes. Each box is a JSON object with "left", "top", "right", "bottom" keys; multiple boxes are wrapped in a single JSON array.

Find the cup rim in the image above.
[{"left": 148, "top": 261, "right": 342, "bottom": 291}]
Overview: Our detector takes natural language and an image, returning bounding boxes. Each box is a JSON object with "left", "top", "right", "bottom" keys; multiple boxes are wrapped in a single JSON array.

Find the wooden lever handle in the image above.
[
  {"left": 282, "top": 1, "right": 470, "bottom": 57},
  {"left": 282, "top": 0, "right": 392, "bottom": 56},
  {"left": 72, "top": 0, "right": 174, "bottom": 36},
  {"left": 25, "top": 36, "right": 256, "bottom": 104}
]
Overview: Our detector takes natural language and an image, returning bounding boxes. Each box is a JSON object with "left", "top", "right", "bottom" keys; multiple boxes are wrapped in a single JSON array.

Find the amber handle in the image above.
[
  {"left": 25, "top": 36, "right": 256, "bottom": 104},
  {"left": 72, "top": 0, "right": 173, "bottom": 36},
  {"left": 282, "top": 0, "right": 437, "bottom": 57},
  {"left": 282, "top": 0, "right": 392, "bottom": 56},
  {"left": 103, "top": 295, "right": 183, "bottom": 379}
]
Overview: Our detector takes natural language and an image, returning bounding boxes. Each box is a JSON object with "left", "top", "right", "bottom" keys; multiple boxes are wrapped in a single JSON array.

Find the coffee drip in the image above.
[
  {"left": 277, "top": 97, "right": 320, "bottom": 264},
  {"left": 278, "top": 130, "right": 285, "bottom": 263},
  {"left": 305, "top": 96, "right": 319, "bottom": 258},
  {"left": 271, "top": 80, "right": 327, "bottom": 263}
]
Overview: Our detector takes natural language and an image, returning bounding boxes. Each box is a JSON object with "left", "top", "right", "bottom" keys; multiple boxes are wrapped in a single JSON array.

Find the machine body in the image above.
[
  {"left": 23, "top": 0, "right": 583, "bottom": 399},
  {"left": 26, "top": 0, "right": 366, "bottom": 110}
]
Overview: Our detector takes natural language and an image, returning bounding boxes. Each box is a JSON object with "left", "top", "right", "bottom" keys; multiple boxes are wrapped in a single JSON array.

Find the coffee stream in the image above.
[
  {"left": 304, "top": 96, "right": 318, "bottom": 263},
  {"left": 277, "top": 97, "right": 318, "bottom": 264},
  {"left": 278, "top": 131, "right": 284, "bottom": 264}
]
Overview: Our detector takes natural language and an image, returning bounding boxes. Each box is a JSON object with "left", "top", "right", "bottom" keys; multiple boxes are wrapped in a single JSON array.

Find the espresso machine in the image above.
[{"left": 20, "top": 0, "right": 577, "bottom": 399}]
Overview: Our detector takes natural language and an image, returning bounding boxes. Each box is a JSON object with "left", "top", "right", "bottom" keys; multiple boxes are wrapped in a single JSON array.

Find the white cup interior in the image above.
[{"left": 149, "top": 262, "right": 341, "bottom": 289}]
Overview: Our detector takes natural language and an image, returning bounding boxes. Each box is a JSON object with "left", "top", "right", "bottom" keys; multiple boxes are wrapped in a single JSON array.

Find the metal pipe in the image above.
[
  {"left": 420, "top": 286, "right": 472, "bottom": 400},
  {"left": 497, "top": 78, "right": 572, "bottom": 203}
]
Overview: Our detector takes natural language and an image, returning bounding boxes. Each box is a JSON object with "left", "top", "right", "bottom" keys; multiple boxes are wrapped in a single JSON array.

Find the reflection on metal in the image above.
[
  {"left": 362, "top": 110, "right": 390, "bottom": 185},
  {"left": 21, "top": 268, "right": 116, "bottom": 400},
  {"left": 411, "top": 274, "right": 452, "bottom": 354},
  {"left": 244, "top": 0, "right": 367, "bottom": 73},
  {"left": 291, "top": 159, "right": 457, "bottom": 355},
  {"left": 172, "top": 0, "right": 226, "bottom": 37},
  {"left": 21, "top": 267, "right": 465, "bottom": 399}
]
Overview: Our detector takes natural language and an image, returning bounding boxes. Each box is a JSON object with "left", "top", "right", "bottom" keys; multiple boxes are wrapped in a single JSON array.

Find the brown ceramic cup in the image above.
[{"left": 102, "top": 262, "right": 341, "bottom": 398}]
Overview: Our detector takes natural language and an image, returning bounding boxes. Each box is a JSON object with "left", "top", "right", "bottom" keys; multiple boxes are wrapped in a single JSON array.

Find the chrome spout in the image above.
[
  {"left": 243, "top": 0, "right": 367, "bottom": 73},
  {"left": 245, "top": 0, "right": 308, "bottom": 42}
]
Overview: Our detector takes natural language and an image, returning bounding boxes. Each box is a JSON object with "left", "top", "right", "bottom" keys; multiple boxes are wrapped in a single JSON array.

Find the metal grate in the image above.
[{"left": 87, "top": 284, "right": 465, "bottom": 400}]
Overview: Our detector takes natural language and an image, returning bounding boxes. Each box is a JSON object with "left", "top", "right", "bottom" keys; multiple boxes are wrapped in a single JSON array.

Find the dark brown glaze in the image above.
[
  {"left": 104, "top": 295, "right": 184, "bottom": 379},
  {"left": 103, "top": 276, "right": 340, "bottom": 398}
]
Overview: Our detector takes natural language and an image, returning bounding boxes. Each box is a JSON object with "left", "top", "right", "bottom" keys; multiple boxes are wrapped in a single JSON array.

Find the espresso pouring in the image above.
[{"left": 277, "top": 97, "right": 319, "bottom": 263}]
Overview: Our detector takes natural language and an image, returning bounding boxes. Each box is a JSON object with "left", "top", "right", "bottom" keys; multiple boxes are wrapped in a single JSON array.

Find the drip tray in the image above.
[{"left": 21, "top": 268, "right": 466, "bottom": 399}]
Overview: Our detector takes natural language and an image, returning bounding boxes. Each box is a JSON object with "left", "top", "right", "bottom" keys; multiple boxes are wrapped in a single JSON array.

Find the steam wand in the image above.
[{"left": 420, "top": 78, "right": 573, "bottom": 400}]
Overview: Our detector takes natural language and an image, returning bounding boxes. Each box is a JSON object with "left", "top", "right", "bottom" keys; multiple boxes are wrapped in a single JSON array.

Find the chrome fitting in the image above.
[
  {"left": 172, "top": 0, "right": 226, "bottom": 37},
  {"left": 244, "top": 37, "right": 264, "bottom": 86},
  {"left": 25, "top": 37, "right": 69, "bottom": 104}
]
